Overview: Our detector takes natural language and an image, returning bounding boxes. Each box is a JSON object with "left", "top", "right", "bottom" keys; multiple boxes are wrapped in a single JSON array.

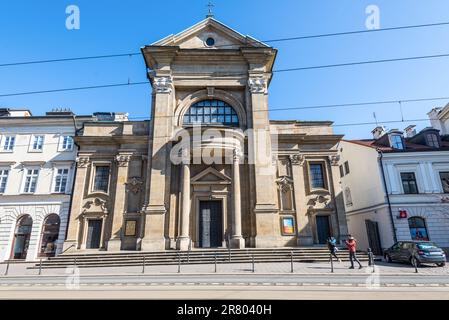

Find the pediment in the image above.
[
  {"left": 152, "top": 18, "right": 269, "bottom": 49},
  {"left": 191, "top": 167, "right": 231, "bottom": 185}
]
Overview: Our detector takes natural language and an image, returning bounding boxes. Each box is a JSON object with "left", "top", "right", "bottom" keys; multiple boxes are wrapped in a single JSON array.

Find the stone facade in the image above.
[{"left": 63, "top": 18, "right": 348, "bottom": 252}]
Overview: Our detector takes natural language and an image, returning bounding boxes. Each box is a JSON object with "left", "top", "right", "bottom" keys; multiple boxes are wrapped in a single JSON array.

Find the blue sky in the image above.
[{"left": 1, "top": 0, "right": 449, "bottom": 139}]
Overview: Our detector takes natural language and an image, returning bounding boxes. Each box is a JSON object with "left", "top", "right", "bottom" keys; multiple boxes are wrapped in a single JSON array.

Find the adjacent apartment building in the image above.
[
  {"left": 339, "top": 104, "right": 449, "bottom": 255},
  {"left": 0, "top": 109, "right": 114, "bottom": 262}
]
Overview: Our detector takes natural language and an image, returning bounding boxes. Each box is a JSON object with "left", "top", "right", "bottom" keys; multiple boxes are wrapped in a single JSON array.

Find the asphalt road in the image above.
[{"left": 1, "top": 273, "right": 449, "bottom": 286}]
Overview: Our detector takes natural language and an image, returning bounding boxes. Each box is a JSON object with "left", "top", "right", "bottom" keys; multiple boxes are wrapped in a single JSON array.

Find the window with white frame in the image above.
[
  {"left": 390, "top": 135, "right": 405, "bottom": 150},
  {"left": 60, "top": 136, "right": 74, "bottom": 151},
  {"left": 54, "top": 168, "right": 69, "bottom": 193},
  {"left": 31, "top": 135, "right": 44, "bottom": 151},
  {"left": 2, "top": 136, "right": 15, "bottom": 151},
  {"left": 0, "top": 169, "right": 9, "bottom": 193},
  {"left": 23, "top": 169, "right": 39, "bottom": 193}
]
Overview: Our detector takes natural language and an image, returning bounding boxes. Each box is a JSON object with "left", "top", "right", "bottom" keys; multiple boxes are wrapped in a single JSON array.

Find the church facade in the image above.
[{"left": 63, "top": 18, "right": 348, "bottom": 253}]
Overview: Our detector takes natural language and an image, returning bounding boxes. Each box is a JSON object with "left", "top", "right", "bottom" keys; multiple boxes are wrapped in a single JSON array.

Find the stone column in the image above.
[
  {"left": 328, "top": 155, "right": 349, "bottom": 242},
  {"left": 290, "top": 154, "right": 314, "bottom": 246},
  {"left": 141, "top": 73, "right": 175, "bottom": 251},
  {"left": 177, "top": 157, "right": 191, "bottom": 251},
  {"left": 63, "top": 156, "right": 90, "bottom": 251},
  {"left": 231, "top": 150, "right": 245, "bottom": 248},
  {"left": 106, "top": 152, "right": 132, "bottom": 251},
  {"left": 247, "top": 75, "right": 279, "bottom": 247}
]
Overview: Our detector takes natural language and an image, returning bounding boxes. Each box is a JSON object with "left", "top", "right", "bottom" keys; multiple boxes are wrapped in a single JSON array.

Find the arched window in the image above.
[
  {"left": 11, "top": 215, "right": 33, "bottom": 259},
  {"left": 183, "top": 100, "right": 239, "bottom": 127},
  {"left": 39, "top": 214, "right": 61, "bottom": 257},
  {"left": 408, "top": 217, "right": 429, "bottom": 241}
]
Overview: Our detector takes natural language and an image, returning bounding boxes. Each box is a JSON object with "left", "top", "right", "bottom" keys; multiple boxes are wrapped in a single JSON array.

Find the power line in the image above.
[
  {"left": 0, "top": 81, "right": 149, "bottom": 98},
  {"left": 1, "top": 21, "right": 449, "bottom": 68},
  {"left": 123, "top": 95, "right": 449, "bottom": 120},
  {"left": 273, "top": 53, "right": 449, "bottom": 73},
  {"left": 1, "top": 49, "right": 449, "bottom": 98},
  {"left": 0, "top": 53, "right": 140, "bottom": 68}
]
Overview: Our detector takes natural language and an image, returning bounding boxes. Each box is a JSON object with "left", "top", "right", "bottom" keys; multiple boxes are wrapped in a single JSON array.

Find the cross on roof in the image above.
[{"left": 206, "top": 1, "right": 214, "bottom": 18}]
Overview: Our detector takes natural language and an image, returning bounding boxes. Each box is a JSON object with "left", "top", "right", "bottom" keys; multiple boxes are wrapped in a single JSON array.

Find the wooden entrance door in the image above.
[
  {"left": 316, "top": 216, "right": 331, "bottom": 244},
  {"left": 365, "top": 220, "right": 382, "bottom": 255},
  {"left": 199, "top": 201, "right": 223, "bottom": 248},
  {"left": 86, "top": 219, "right": 102, "bottom": 249}
]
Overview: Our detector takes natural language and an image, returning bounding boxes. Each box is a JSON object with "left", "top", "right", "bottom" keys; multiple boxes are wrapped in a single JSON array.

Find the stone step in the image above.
[{"left": 29, "top": 248, "right": 369, "bottom": 269}]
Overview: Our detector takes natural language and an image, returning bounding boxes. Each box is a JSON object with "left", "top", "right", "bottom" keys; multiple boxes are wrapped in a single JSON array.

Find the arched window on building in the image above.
[
  {"left": 408, "top": 217, "right": 429, "bottom": 241},
  {"left": 183, "top": 100, "right": 239, "bottom": 127},
  {"left": 11, "top": 215, "right": 33, "bottom": 259},
  {"left": 39, "top": 214, "right": 61, "bottom": 257}
]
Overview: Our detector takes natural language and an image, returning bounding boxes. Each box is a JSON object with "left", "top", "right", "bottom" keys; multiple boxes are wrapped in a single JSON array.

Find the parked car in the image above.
[{"left": 384, "top": 241, "right": 446, "bottom": 267}]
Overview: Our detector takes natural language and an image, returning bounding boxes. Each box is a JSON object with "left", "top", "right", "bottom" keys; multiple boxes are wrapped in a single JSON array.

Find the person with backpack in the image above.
[
  {"left": 345, "top": 235, "right": 363, "bottom": 269},
  {"left": 327, "top": 236, "right": 341, "bottom": 262}
]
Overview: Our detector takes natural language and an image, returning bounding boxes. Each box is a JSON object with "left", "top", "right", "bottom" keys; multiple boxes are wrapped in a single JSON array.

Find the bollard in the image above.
[
  {"left": 330, "top": 252, "right": 334, "bottom": 273},
  {"left": 290, "top": 251, "right": 294, "bottom": 273},
  {"left": 38, "top": 259, "right": 42, "bottom": 275},
  {"left": 252, "top": 255, "right": 255, "bottom": 273},
  {"left": 142, "top": 256, "right": 146, "bottom": 274},
  {"left": 178, "top": 253, "right": 181, "bottom": 273},
  {"left": 413, "top": 257, "right": 419, "bottom": 273},
  {"left": 4, "top": 260, "right": 10, "bottom": 276},
  {"left": 214, "top": 252, "right": 217, "bottom": 273}
]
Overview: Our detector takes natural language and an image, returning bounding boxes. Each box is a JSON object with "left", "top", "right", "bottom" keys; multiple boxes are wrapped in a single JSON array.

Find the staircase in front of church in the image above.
[{"left": 29, "top": 247, "right": 369, "bottom": 269}]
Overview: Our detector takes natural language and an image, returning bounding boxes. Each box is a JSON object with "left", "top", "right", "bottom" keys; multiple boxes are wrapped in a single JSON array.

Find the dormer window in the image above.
[
  {"left": 390, "top": 135, "right": 404, "bottom": 150},
  {"left": 426, "top": 133, "right": 440, "bottom": 148}
]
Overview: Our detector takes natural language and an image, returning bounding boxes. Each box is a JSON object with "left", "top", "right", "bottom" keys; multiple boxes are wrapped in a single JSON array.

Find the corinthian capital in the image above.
[
  {"left": 153, "top": 76, "right": 173, "bottom": 94},
  {"left": 115, "top": 154, "right": 132, "bottom": 167},
  {"left": 290, "top": 154, "right": 305, "bottom": 166},
  {"left": 248, "top": 76, "right": 267, "bottom": 94},
  {"left": 328, "top": 155, "right": 341, "bottom": 166},
  {"left": 76, "top": 156, "right": 90, "bottom": 168}
]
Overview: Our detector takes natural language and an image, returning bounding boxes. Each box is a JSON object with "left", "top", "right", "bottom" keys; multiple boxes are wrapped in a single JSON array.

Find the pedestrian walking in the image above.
[
  {"left": 327, "top": 236, "right": 341, "bottom": 262},
  {"left": 345, "top": 235, "right": 363, "bottom": 269}
]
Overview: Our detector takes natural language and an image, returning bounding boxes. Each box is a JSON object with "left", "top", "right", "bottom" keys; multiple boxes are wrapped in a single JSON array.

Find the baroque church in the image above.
[{"left": 63, "top": 17, "right": 348, "bottom": 253}]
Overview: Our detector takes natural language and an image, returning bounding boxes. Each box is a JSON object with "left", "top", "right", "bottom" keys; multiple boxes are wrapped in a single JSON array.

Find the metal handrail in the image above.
[{"left": 61, "top": 244, "right": 76, "bottom": 255}]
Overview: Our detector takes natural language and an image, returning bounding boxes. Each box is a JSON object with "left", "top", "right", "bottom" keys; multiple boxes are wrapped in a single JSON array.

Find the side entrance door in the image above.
[
  {"left": 199, "top": 201, "right": 223, "bottom": 248},
  {"left": 316, "top": 216, "right": 331, "bottom": 245},
  {"left": 365, "top": 220, "right": 383, "bottom": 255},
  {"left": 86, "top": 219, "right": 102, "bottom": 249}
]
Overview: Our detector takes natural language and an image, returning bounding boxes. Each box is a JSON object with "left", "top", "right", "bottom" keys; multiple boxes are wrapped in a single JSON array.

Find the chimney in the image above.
[
  {"left": 372, "top": 126, "right": 386, "bottom": 139},
  {"left": 404, "top": 125, "right": 417, "bottom": 138}
]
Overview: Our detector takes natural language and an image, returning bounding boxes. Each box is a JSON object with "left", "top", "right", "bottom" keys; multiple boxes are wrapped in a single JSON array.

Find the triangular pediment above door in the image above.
[{"left": 191, "top": 167, "right": 231, "bottom": 185}]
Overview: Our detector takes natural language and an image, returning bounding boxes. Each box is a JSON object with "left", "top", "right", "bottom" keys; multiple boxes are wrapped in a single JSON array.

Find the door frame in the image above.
[
  {"left": 193, "top": 195, "right": 227, "bottom": 248},
  {"left": 81, "top": 215, "right": 107, "bottom": 250},
  {"left": 85, "top": 219, "right": 103, "bottom": 249}
]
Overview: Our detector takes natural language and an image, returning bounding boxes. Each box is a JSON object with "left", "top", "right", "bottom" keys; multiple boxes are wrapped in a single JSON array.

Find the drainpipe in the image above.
[{"left": 377, "top": 149, "right": 398, "bottom": 243}]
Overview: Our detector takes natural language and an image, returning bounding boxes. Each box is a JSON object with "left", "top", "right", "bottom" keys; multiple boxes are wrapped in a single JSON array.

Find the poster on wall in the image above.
[{"left": 281, "top": 217, "right": 295, "bottom": 235}]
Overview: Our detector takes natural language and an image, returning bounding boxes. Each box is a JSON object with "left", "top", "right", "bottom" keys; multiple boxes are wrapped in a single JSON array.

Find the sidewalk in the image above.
[{"left": 1, "top": 260, "right": 448, "bottom": 277}]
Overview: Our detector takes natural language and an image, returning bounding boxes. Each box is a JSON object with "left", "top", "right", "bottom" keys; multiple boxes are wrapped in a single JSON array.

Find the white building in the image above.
[
  {"left": 339, "top": 108, "right": 449, "bottom": 255},
  {"left": 0, "top": 109, "right": 99, "bottom": 262}
]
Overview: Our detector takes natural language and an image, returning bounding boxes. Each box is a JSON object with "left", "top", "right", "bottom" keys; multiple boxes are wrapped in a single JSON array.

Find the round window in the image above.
[{"left": 206, "top": 37, "right": 215, "bottom": 47}]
